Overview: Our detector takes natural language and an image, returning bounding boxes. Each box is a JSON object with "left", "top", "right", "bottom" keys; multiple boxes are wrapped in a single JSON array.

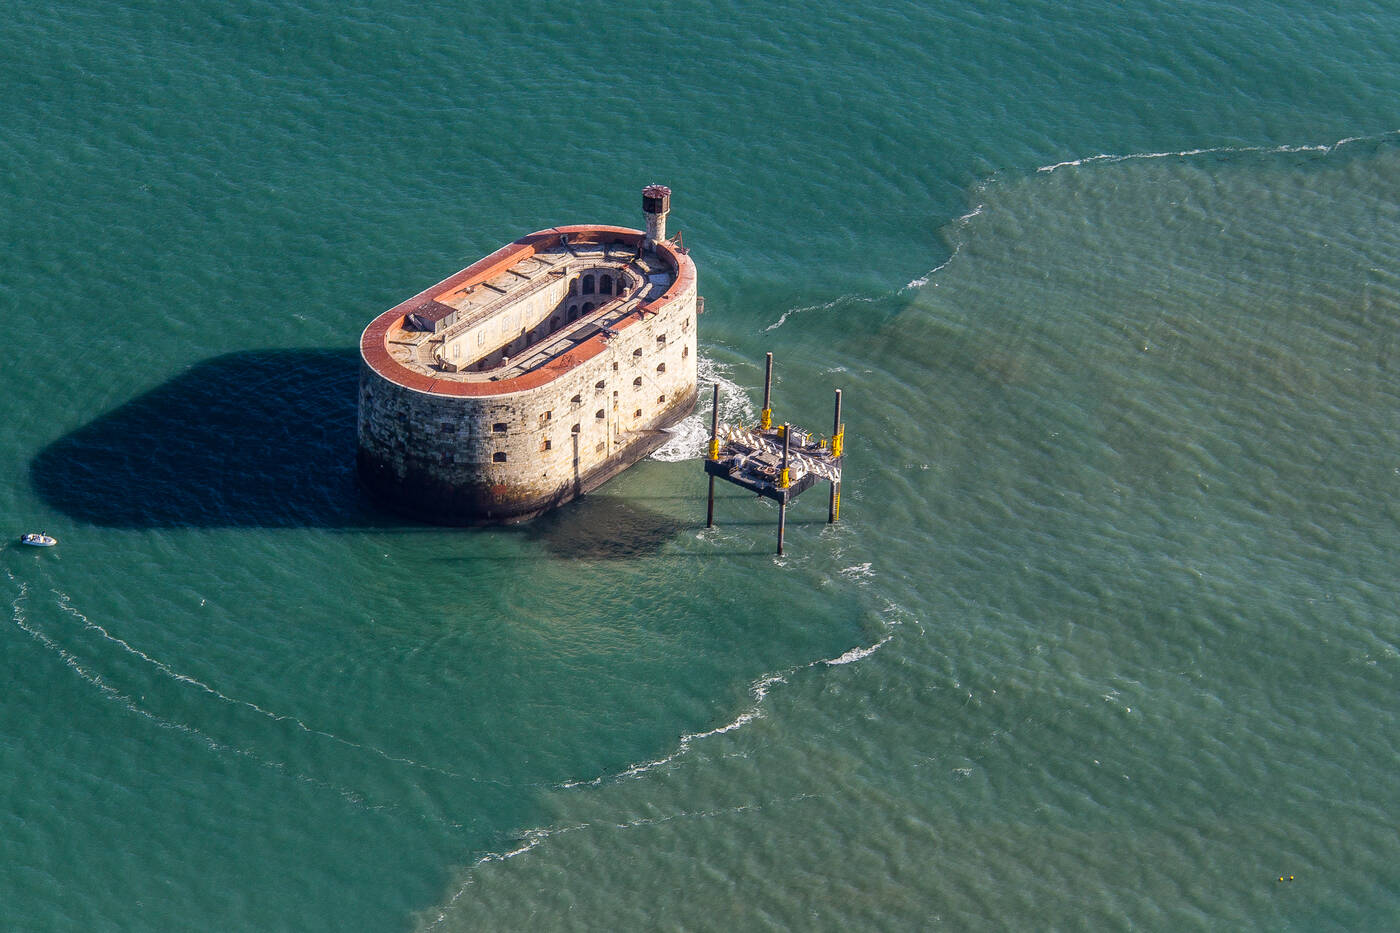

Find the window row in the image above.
[{"left": 483, "top": 397, "right": 672, "bottom": 460}]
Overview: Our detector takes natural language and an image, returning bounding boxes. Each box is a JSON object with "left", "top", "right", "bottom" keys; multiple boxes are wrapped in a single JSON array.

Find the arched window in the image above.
[
  {"left": 656, "top": 334, "right": 667, "bottom": 345},
  {"left": 634, "top": 408, "right": 642, "bottom": 418},
  {"left": 493, "top": 451, "right": 507, "bottom": 463},
  {"left": 595, "top": 409, "right": 605, "bottom": 419},
  {"left": 568, "top": 306, "right": 579, "bottom": 322},
  {"left": 550, "top": 316, "right": 559, "bottom": 329},
  {"left": 571, "top": 393, "right": 582, "bottom": 404},
  {"left": 569, "top": 280, "right": 578, "bottom": 295},
  {"left": 582, "top": 302, "right": 594, "bottom": 314},
  {"left": 682, "top": 345, "right": 689, "bottom": 358},
  {"left": 571, "top": 423, "right": 581, "bottom": 434},
  {"left": 582, "top": 274, "right": 595, "bottom": 294},
  {"left": 656, "top": 362, "right": 666, "bottom": 374},
  {"left": 633, "top": 377, "right": 642, "bottom": 387},
  {"left": 633, "top": 348, "right": 643, "bottom": 357},
  {"left": 601, "top": 275, "right": 613, "bottom": 295},
  {"left": 657, "top": 394, "right": 666, "bottom": 404},
  {"left": 595, "top": 380, "right": 606, "bottom": 390}
]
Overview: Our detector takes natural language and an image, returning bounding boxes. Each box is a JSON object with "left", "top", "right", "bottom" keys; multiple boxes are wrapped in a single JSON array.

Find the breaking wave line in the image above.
[
  {"left": 557, "top": 671, "right": 788, "bottom": 789},
  {"left": 904, "top": 202, "right": 985, "bottom": 290},
  {"left": 424, "top": 795, "right": 824, "bottom": 928},
  {"left": 763, "top": 293, "right": 880, "bottom": 332},
  {"left": 1035, "top": 130, "right": 1398, "bottom": 174},
  {"left": 651, "top": 353, "right": 757, "bottom": 462}
]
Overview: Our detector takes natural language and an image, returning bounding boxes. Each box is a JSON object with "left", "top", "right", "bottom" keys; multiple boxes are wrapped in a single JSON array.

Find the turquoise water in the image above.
[{"left": 3, "top": 1, "right": 1399, "bottom": 929}]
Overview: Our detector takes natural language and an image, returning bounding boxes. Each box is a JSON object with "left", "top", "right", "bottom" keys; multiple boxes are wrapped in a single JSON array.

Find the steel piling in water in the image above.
[
  {"left": 706, "top": 382, "right": 719, "bottom": 528},
  {"left": 778, "top": 421, "right": 791, "bottom": 554},
  {"left": 760, "top": 352, "right": 773, "bottom": 430},
  {"left": 829, "top": 388, "right": 842, "bottom": 524}
]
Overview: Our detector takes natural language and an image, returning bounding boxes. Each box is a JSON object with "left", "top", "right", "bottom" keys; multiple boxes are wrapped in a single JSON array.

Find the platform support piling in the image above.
[
  {"left": 777, "top": 422, "right": 791, "bottom": 555},
  {"left": 829, "top": 388, "right": 843, "bottom": 523},
  {"left": 706, "top": 382, "right": 719, "bottom": 528},
  {"left": 760, "top": 352, "right": 774, "bottom": 430}
]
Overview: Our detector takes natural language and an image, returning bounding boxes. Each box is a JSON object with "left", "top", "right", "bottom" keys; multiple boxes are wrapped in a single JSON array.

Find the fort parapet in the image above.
[{"left": 357, "top": 187, "right": 699, "bottom": 524}]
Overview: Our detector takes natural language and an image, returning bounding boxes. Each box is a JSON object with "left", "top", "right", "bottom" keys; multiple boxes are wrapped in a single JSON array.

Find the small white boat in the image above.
[{"left": 20, "top": 533, "right": 57, "bottom": 547}]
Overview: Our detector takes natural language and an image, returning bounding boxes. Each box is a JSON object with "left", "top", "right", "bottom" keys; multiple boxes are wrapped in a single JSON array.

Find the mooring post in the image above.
[
  {"left": 760, "top": 352, "right": 774, "bottom": 430},
  {"left": 829, "top": 388, "right": 843, "bottom": 523},
  {"left": 706, "top": 382, "right": 720, "bottom": 527},
  {"left": 777, "top": 421, "right": 791, "bottom": 555}
]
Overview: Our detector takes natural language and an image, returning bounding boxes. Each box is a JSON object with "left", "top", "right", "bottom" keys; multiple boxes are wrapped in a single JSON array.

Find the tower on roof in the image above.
[{"left": 642, "top": 184, "right": 671, "bottom": 251}]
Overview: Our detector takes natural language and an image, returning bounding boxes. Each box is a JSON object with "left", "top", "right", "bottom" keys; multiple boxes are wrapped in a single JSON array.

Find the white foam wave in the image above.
[
  {"left": 650, "top": 354, "right": 756, "bottom": 462},
  {"left": 1034, "top": 131, "right": 1397, "bottom": 174},
  {"left": 822, "top": 634, "right": 893, "bottom": 666},
  {"left": 763, "top": 293, "right": 878, "bottom": 332},
  {"left": 559, "top": 672, "right": 787, "bottom": 789},
  {"left": 426, "top": 824, "right": 584, "bottom": 926},
  {"left": 903, "top": 203, "right": 985, "bottom": 290},
  {"left": 425, "top": 794, "right": 821, "bottom": 927}
]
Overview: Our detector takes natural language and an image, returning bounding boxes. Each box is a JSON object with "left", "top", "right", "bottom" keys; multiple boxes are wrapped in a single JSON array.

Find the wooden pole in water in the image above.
[
  {"left": 829, "top": 388, "right": 843, "bottom": 523},
  {"left": 760, "top": 352, "right": 774, "bottom": 430},
  {"left": 706, "top": 382, "right": 719, "bottom": 527},
  {"left": 777, "top": 422, "right": 791, "bottom": 555}
]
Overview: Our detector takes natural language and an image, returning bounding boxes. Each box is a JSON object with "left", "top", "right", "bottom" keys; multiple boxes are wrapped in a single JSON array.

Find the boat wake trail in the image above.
[
  {"left": 3, "top": 571, "right": 417, "bottom": 815},
  {"left": 50, "top": 589, "right": 461, "bottom": 779},
  {"left": 1, "top": 571, "right": 512, "bottom": 827}
]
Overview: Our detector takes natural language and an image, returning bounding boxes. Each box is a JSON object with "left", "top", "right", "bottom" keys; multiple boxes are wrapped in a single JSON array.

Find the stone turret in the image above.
[{"left": 642, "top": 184, "right": 671, "bottom": 251}]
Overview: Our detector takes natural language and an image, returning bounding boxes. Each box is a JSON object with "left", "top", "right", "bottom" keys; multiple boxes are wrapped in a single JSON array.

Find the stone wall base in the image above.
[{"left": 358, "top": 387, "right": 697, "bottom": 526}]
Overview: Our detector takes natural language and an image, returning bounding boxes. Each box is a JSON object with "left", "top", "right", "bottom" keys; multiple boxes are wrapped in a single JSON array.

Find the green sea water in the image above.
[{"left": 3, "top": 1, "right": 1399, "bottom": 929}]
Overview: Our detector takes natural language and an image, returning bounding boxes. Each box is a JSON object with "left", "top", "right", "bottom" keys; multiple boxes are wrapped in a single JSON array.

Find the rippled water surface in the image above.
[{"left": 3, "top": 1, "right": 1399, "bottom": 929}]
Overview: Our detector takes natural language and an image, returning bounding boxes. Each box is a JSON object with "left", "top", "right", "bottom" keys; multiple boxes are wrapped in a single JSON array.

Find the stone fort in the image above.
[{"left": 357, "top": 186, "right": 699, "bottom": 524}]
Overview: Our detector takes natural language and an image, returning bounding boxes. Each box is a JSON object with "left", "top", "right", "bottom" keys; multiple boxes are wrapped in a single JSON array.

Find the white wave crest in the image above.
[
  {"left": 764, "top": 293, "right": 878, "bottom": 332},
  {"left": 822, "top": 634, "right": 893, "bottom": 666},
  {"left": 650, "top": 354, "right": 756, "bottom": 462},
  {"left": 903, "top": 203, "right": 985, "bottom": 290},
  {"left": 1035, "top": 131, "right": 1398, "bottom": 174},
  {"left": 558, "top": 671, "right": 787, "bottom": 789}
]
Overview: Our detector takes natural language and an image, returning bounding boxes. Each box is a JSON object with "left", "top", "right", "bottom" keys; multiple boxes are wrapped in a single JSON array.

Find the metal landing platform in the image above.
[{"left": 702, "top": 353, "right": 845, "bottom": 554}]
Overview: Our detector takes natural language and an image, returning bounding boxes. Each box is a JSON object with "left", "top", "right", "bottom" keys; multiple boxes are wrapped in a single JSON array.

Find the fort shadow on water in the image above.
[{"left": 28, "top": 348, "right": 690, "bottom": 559}]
